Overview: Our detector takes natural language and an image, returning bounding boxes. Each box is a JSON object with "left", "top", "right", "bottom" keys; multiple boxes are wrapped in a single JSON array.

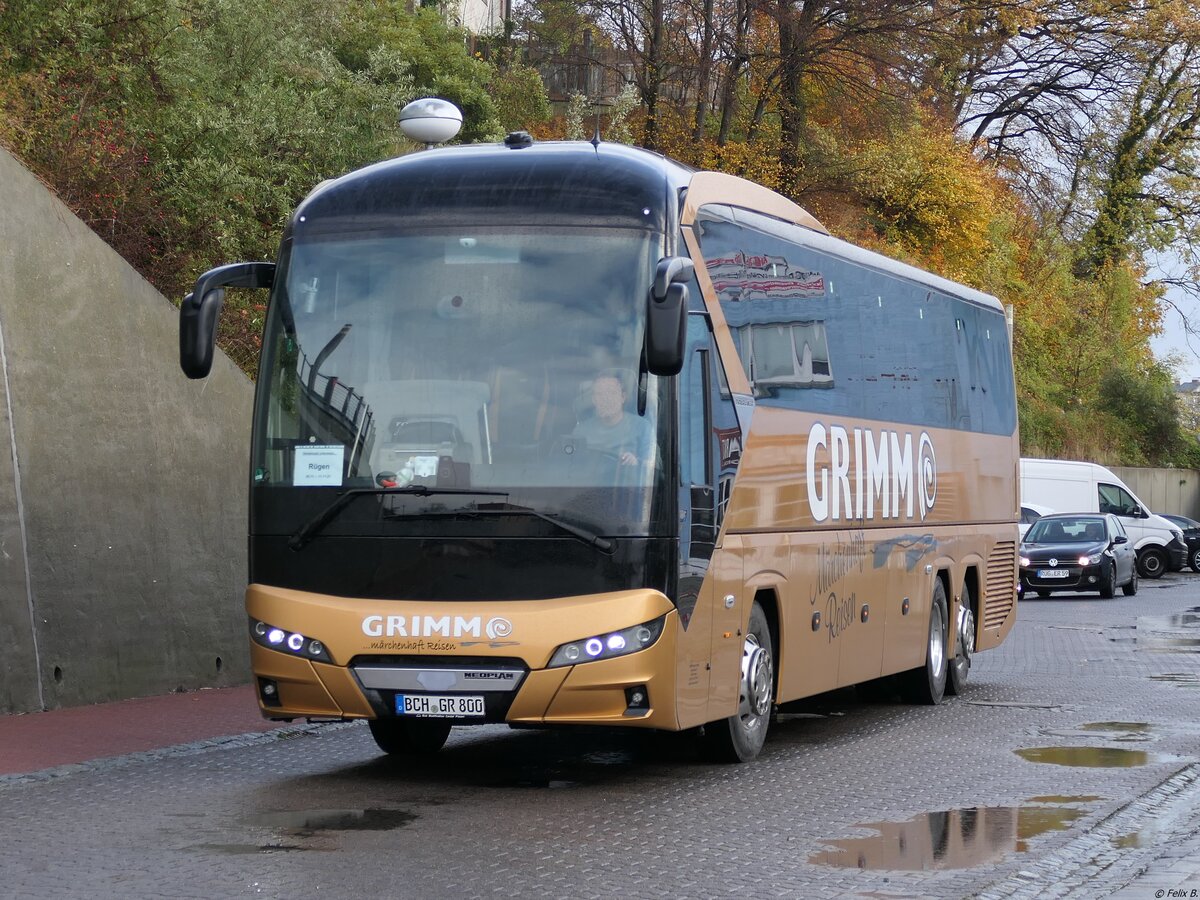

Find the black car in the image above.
[
  {"left": 1019, "top": 513, "right": 1138, "bottom": 599},
  {"left": 1160, "top": 514, "right": 1200, "bottom": 573}
]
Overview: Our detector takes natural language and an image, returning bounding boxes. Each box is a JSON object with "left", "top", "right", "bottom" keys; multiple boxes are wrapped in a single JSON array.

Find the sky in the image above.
[{"left": 1148, "top": 252, "right": 1200, "bottom": 384}]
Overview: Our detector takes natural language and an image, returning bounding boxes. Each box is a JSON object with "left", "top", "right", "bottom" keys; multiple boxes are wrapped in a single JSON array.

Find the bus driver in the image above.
[{"left": 572, "top": 373, "right": 652, "bottom": 466}]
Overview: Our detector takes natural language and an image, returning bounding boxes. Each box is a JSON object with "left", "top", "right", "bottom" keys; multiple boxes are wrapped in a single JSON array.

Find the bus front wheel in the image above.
[
  {"left": 703, "top": 601, "right": 774, "bottom": 763},
  {"left": 368, "top": 718, "right": 451, "bottom": 756},
  {"left": 902, "top": 580, "right": 948, "bottom": 705}
]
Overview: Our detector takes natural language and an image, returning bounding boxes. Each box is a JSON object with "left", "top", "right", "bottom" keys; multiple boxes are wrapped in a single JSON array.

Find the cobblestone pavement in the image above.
[{"left": 2, "top": 576, "right": 1199, "bottom": 899}]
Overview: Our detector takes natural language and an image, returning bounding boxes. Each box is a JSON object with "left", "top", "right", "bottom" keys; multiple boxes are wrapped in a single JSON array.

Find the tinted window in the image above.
[
  {"left": 693, "top": 205, "right": 1016, "bottom": 434},
  {"left": 251, "top": 227, "right": 671, "bottom": 537},
  {"left": 1027, "top": 516, "right": 1106, "bottom": 542}
]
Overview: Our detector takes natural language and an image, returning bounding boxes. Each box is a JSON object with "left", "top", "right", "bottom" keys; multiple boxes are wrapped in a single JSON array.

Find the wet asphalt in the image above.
[{"left": 2, "top": 574, "right": 1199, "bottom": 898}]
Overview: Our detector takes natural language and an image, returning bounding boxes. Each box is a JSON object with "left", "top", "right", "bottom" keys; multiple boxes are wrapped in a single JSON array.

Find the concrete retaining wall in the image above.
[
  {"left": 0, "top": 148, "right": 253, "bottom": 713},
  {"left": 1111, "top": 466, "right": 1200, "bottom": 520}
]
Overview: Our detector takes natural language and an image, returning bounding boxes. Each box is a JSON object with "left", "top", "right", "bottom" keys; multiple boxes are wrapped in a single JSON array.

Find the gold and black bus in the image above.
[{"left": 180, "top": 135, "right": 1019, "bottom": 762}]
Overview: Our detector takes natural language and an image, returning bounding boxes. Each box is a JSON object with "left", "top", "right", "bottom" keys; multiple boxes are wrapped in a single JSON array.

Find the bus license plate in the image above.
[
  {"left": 1037, "top": 569, "right": 1070, "bottom": 578},
  {"left": 396, "top": 694, "right": 485, "bottom": 717}
]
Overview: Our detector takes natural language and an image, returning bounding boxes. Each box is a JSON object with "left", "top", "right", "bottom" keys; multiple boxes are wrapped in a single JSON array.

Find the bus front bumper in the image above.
[{"left": 245, "top": 588, "right": 682, "bottom": 731}]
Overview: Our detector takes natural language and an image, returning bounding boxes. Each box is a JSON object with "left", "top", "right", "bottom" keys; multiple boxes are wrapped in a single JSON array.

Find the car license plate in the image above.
[
  {"left": 396, "top": 694, "right": 485, "bottom": 717},
  {"left": 1037, "top": 569, "right": 1070, "bottom": 578}
]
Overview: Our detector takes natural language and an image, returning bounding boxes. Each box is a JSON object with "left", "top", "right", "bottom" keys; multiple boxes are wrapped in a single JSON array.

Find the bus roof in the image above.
[
  {"left": 295, "top": 140, "right": 693, "bottom": 234},
  {"left": 295, "top": 138, "right": 1004, "bottom": 313},
  {"left": 794, "top": 224, "right": 1005, "bottom": 313}
]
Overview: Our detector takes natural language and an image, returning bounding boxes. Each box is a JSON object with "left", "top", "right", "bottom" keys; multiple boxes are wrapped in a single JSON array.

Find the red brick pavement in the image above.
[{"left": 0, "top": 684, "right": 283, "bottom": 776}]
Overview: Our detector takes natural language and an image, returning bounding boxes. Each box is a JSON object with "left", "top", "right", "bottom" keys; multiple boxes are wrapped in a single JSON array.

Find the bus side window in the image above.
[
  {"left": 680, "top": 313, "right": 741, "bottom": 566},
  {"left": 682, "top": 315, "right": 716, "bottom": 562}
]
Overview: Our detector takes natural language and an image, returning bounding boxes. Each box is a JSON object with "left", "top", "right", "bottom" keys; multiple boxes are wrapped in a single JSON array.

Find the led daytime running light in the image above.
[
  {"left": 249, "top": 618, "right": 332, "bottom": 663},
  {"left": 548, "top": 616, "right": 666, "bottom": 668}
]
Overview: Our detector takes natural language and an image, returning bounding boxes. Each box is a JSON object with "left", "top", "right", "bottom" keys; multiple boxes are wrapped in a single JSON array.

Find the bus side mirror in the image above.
[
  {"left": 645, "top": 256, "right": 693, "bottom": 376},
  {"left": 653, "top": 256, "right": 694, "bottom": 299},
  {"left": 180, "top": 262, "right": 276, "bottom": 378}
]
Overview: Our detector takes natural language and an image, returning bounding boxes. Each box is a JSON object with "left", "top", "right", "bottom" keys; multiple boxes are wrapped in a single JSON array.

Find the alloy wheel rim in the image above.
[
  {"left": 957, "top": 605, "right": 974, "bottom": 669},
  {"left": 930, "top": 602, "right": 945, "bottom": 680},
  {"left": 739, "top": 633, "right": 773, "bottom": 726}
]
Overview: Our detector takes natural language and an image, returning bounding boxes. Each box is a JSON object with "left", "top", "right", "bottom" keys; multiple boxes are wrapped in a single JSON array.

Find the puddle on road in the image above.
[
  {"left": 1107, "top": 610, "right": 1200, "bottom": 653},
  {"left": 1139, "top": 638, "right": 1200, "bottom": 652},
  {"left": 1134, "top": 610, "right": 1200, "bottom": 653},
  {"left": 809, "top": 803, "right": 1086, "bottom": 871},
  {"left": 247, "top": 808, "right": 417, "bottom": 833},
  {"left": 1141, "top": 609, "right": 1200, "bottom": 627},
  {"left": 497, "top": 776, "right": 578, "bottom": 789},
  {"left": 1150, "top": 673, "right": 1200, "bottom": 686},
  {"left": 1112, "top": 832, "right": 1151, "bottom": 849},
  {"left": 964, "top": 700, "right": 1062, "bottom": 710},
  {"left": 1026, "top": 795, "right": 1105, "bottom": 804},
  {"left": 1078, "top": 722, "right": 1152, "bottom": 734},
  {"left": 1015, "top": 746, "right": 1151, "bottom": 767},
  {"left": 1037, "top": 723, "right": 1156, "bottom": 742},
  {"left": 478, "top": 747, "right": 638, "bottom": 790},
  {"left": 1074, "top": 723, "right": 1155, "bottom": 742},
  {"left": 197, "top": 843, "right": 314, "bottom": 855}
]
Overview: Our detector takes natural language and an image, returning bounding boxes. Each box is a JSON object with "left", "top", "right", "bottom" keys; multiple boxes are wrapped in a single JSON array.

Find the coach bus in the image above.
[{"left": 180, "top": 130, "right": 1019, "bottom": 763}]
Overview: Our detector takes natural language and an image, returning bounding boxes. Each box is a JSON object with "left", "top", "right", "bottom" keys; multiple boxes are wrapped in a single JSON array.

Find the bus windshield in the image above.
[{"left": 251, "top": 226, "right": 669, "bottom": 538}]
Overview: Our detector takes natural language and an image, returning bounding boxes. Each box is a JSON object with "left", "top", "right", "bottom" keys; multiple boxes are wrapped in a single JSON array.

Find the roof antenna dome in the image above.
[{"left": 399, "top": 98, "right": 463, "bottom": 148}]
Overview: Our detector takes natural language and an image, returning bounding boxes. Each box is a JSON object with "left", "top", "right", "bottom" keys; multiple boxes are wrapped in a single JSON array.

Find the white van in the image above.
[{"left": 1020, "top": 458, "right": 1186, "bottom": 579}]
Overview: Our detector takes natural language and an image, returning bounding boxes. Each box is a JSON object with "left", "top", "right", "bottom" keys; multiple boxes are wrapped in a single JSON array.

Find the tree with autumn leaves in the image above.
[
  {"left": 506, "top": 0, "right": 1200, "bottom": 465},
  {"left": 2, "top": 0, "right": 1198, "bottom": 464}
]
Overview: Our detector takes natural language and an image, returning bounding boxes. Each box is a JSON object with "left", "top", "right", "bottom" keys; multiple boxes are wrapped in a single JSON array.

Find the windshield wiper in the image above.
[
  {"left": 464, "top": 502, "right": 614, "bottom": 554},
  {"left": 288, "top": 486, "right": 509, "bottom": 550}
]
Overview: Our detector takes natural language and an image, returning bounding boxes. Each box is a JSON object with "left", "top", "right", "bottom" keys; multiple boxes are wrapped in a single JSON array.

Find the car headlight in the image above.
[
  {"left": 548, "top": 616, "right": 666, "bottom": 668},
  {"left": 1019, "top": 556, "right": 1031, "bottom": 568},
  {"left": 1079, "top": 552, "right": 1104, "bottom": 566},
  {"left": 250, "top": 618, "right": 332, "bottom": 663}
]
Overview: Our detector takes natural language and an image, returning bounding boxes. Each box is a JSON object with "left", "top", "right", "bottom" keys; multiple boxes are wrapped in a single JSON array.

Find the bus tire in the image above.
[
  {"left": 946, "top": 583, "right": 974, "bottom": 696},
  {"left": 902, "top": 580, "right": 948, "bottom": 705},
  {"left": 368, "top": 718, "right": 451, "bottom": 756},
  {"left": 703, "top": 601, "right": 773, "bottom": 763}
]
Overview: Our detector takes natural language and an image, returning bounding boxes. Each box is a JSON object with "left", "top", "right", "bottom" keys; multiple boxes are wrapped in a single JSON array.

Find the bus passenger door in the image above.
[{"left": 675, "top": 314, "right": 739, "bottom": 728}]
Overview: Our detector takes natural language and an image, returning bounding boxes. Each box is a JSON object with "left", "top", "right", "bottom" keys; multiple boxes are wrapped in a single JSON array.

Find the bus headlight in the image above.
[
  {"left": 250, "top": 618, "right": 332, "bottom": 663},
  {"left": 547, "top": 616, "right": 666, "bottom": 668}
]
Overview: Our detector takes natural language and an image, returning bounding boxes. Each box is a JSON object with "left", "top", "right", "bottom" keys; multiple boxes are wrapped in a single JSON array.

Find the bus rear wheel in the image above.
[
  {"left": 368, "top": 718, "right": 452, "bottom": 756},
  {"left": 902, "top": 580, "right": 948, "bottom": 705},
  {"left": 946, "top": 584, "right": 974, "bottom": 696},
  {"left": 704, "top": 601, "right": 773, "bottom": 763}
]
